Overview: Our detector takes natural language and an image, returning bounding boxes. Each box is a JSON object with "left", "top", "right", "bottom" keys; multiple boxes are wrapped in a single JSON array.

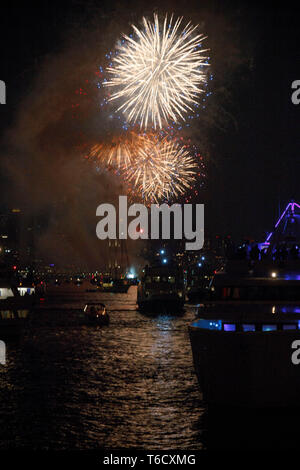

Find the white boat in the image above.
[
  {"left": 189, "top": 201, "right": 300, "bottom": 408},
  {"left": 189, "top": 295, "right": 300, "bottom": 407},
  {"left": 189, "top": 262, "right": 300, "bottom": 407}
]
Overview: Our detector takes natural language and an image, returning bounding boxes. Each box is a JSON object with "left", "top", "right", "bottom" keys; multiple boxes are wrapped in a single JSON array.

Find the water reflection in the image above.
[
  {"left": 2, "top": 286, "right": 298, "bottom": 450},
  {"left": 0, "top": 287, "right": 204, "bottom": 450}
]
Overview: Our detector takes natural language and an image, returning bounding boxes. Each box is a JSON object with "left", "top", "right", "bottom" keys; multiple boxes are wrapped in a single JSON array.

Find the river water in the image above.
[
  {"left": 2, "top": 285, "right": 300, "bottom": 450},
  {"left": 0, "top": 286, "right": 206, "bottom": 450}
]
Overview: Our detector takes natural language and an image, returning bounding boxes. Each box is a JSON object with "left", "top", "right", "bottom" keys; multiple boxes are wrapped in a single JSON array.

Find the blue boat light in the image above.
[
  {"left": 224, "top": 324, "right": 236, "bottom": 332},
  {"left": 243, "top": 324, "right": 255, "bottom": 332},
  {"left": 283, "top": 324, "right": 297, "bottom": 330},
  {"left": 191, "top": 319, "right": 222, "bottom": 330},
  {"left": 262, "top": 325, "right": 277, "bottom": 332}
]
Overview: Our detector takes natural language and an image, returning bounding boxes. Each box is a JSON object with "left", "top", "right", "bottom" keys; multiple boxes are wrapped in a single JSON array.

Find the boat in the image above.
[
  {"left": 98, "top": 277, "right": 130, "bottom": 293},
  {"left": 83, "top": 303, "right": 109, "bottom": 326},
  {"left": 0, "top": 264, "right": 36, "bottom": 337},
  {"left": 186, "top": 264, "right": 212, "bottom": 303},
  {"left": 0, "top": 263, "right": 36, "bottom": 308},
  {"left": 137, "top": 264, "right": 185, "bottom": 312},
  {"left": 0, "top": 284, "right": 34, "bottom": 338},
  {"left": 0, "top": 308, "right": 31, "bottom": 338},
  {"left": 99, "top": 276, "right": 114, "bottom": 291},
  {"left": 189, "top": 201, "right": 300, "bottom": 408},
  {"left": 110, "top": 279, "right": 130, "bottom": 293}
]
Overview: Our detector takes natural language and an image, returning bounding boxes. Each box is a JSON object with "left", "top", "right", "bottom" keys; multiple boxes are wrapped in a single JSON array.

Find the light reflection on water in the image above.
[{"left": 0, "top": 286, "right": 205, "bottom": 450}]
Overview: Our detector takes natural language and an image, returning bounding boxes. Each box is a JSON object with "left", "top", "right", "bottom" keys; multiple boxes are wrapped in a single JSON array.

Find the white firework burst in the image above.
[{"left": 105, "top": 14, "right": 209, "bottom": 129}]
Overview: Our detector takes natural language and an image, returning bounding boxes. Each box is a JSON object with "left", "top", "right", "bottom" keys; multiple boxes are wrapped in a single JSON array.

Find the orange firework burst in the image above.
[
  {"left": 89, "top": 132, "right": 199, "bottom": 203},
  {"left": 89, "top": 138, "right": 132, "bottom": 169}
]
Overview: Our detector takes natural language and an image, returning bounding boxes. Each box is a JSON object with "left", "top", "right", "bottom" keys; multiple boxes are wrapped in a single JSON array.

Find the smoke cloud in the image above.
[{"left": 1, "top": 1, "right": 252, "bottom": 269}]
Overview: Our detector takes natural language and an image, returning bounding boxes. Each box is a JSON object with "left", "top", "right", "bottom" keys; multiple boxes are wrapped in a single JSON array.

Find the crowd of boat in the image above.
[{"left": 2, "top": 200, "right": 300, "bottom": 409}]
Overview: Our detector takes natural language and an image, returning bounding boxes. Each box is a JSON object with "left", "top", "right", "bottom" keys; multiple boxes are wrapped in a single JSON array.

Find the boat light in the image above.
[
  {"left": 283, "top": 324, "right": 297, "bottom": 330},
  {"left": 243, "top": 324, "right": 255, "bottom": 332},
  {"left": 271, "top": 272, "right": 277, "bottom": 278},
  {"left": 224, "top": 324, "right": 236, "bottom": 332},
  {"left": 262, "top": 325, "right": 277, "bottom": 331}
]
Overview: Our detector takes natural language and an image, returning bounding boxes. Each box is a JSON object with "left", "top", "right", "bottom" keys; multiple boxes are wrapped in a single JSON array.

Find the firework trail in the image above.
[{"left": 105, "top": 14, "right": 209, "bottom": 129}]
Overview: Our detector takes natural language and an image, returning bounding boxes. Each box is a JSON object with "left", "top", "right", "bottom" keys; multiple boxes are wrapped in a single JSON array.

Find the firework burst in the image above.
[
  {"left": 123, "top": 133, "right": 198, "bottom": 202},
  {"left": 105, "top": 14, "right": 208, "bottom": 129},
  {"left": 88, "top": 132, "right": 199, "bottom": 203},
  {"left": 89, "top": 138, "right": 132, "bottom": 168}
]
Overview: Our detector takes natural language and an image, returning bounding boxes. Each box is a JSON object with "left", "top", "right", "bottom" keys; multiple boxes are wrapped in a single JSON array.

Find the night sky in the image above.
[{"left": 0, "top": 0, "right": 299, "bottom": 243}]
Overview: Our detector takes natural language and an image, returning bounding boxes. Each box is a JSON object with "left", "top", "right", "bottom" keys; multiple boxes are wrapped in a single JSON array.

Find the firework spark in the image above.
[
  {"left": 123, "top": 133, "right": 198, "bottom": 202},
  {"left": 89, "top": 132, "right": 199, "bottom": 202},
  {"left": 105, "top": 14, "right": 208, "bottom": 129},
  {"left": 89, "top": 139, "right": 132, "bottom": 168}
]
